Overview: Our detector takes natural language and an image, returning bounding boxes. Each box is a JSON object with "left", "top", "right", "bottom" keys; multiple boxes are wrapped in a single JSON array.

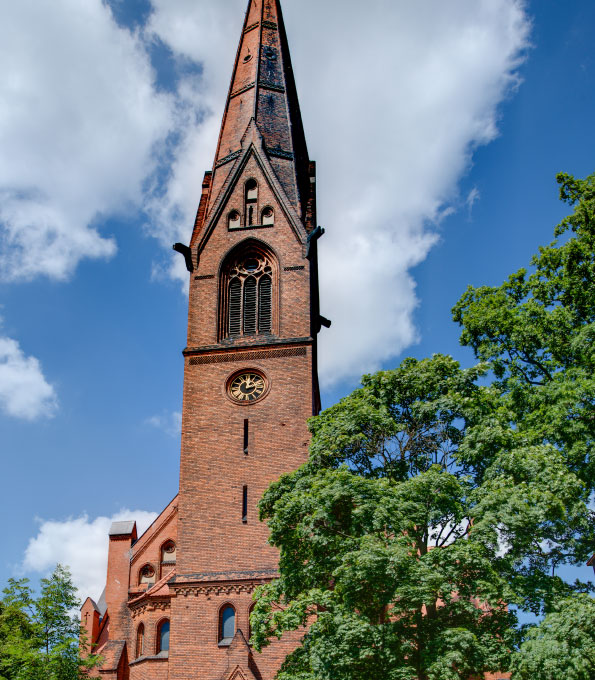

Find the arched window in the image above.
[
  {"left": 228, "top": 210, "right": 241, "bottom": 230},
  {"left": 245, "top": 179, "right": 258, "bottom": 226},
  {"left": 220, "top": 242, "right": 277, "bottom": 340},
  {"left": 139, "top": 564, "right": 155, "bottom": 586},
  {"left": 136, "top": 623, "right": 145, "bottom": 658},
  {"left": 262, "top": 206, "right": 274, "bottom": 226},
  {"left": 219, "top": 605, "right": 236, "bottom": 645},
  {"left": 156, "top": 619, "right": 170, "bottom": 654},
  {"left": 160, "top": 540, "right": 176, "bottom": 578}
]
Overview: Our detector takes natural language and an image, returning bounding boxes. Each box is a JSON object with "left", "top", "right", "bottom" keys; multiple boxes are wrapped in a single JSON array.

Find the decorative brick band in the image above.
[
  {"left": 175, "top": 582, "right": 264, "bottom": 598},
  {"left": 215, "top": 150, "right": 242, "bottom": 168},
  {"left": 244, "top": 22, "right": 259, "bottom": 33},
  {"left": 267, "top": 147, "right": 294, "bottom": 161},
  {"left": 189, "top": 347, "right": 307, "bottom": 366},
  {"left": 194, "top": 275, "right": 215, "bottom": 281},
  {"left": 230, "top": 81, "right": 255, "bottom": 99},
  {"left": 259, "top": 80, "right": 285, "bottom": 93},
  {"left": 284, "top": 266, "right": 305, "bottom": 272},
  {"left": 262, "top": 21, "right": 278, "bottom": 29},
  {"left": 130, "top": 600, "right": 171, "bottom": 618}
]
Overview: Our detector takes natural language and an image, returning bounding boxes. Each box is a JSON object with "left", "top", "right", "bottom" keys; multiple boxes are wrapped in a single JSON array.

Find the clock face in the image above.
[{"left": 229, "top": 372, "right": 267, "bottom": 403}]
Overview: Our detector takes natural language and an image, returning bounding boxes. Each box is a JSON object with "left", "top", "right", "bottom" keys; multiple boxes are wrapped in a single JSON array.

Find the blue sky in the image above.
[{"left": 1, "top": 0, "right": 594, "bottom": 601}]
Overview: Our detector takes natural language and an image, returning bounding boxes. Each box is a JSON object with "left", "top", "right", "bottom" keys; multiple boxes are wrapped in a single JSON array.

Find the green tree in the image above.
[
  {"left": 453, "top": 171, "right": 595, "bottom": 494},
  {"left": 250, "top": 172, "right": 595, "bottom": 680},
  {"left": 0, "top": 565, "right": 100, "bottom": 680},
  {"left": 511, "top": 595, "right": 595, "bottom": 680},
  {"left": 0, "top": 579, "right": 39, "bottom": 679},
  {"left": 452, "top": 171, "right": 595, "bottom": 604}
]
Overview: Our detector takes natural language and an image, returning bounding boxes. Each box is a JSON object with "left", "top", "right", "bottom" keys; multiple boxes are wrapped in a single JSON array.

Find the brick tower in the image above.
[{"left": 80, "top": 1, "right": 325, "bottom": 678}]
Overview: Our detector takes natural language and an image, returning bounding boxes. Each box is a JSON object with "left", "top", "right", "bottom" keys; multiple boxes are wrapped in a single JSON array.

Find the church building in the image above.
[{"left": 80, "top": 0, "right": 325, "bottom": 678}]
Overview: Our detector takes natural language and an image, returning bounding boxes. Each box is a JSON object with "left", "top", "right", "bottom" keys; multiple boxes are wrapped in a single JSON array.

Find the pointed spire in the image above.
[{"left": 207, "top": 0, "right": 310, "bottom": 222}]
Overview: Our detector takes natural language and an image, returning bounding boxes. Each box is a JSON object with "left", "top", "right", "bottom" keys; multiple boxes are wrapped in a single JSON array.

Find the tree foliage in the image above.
[
  {"left": 453, "top": 171, "right": 595, "bottom": 494},
  {"left": 250, "top": 172, "right": 595, "bottom": 680},
  {"left": 0, "top": 565, "right": 100, "bottom": 680},
  {"left": 511, "top": 595, "right": 595, "bottom": 680}
]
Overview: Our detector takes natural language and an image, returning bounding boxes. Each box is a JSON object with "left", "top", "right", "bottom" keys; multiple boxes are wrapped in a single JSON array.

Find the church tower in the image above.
[
  {"left": 170, "top": 0, "right": 323, "bottom": 675},
  {"left": 80, "top": 1, "right": 325, "bottom": 679}
]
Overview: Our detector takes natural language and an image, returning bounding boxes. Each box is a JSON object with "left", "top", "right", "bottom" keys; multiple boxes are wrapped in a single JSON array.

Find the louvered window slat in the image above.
[
  {"left": 228, "top": 279, "right": 242, "bottom": 336},
  {"left": 243, "top": 277, "right": 257, "bottom": 335},
  {"left": 259, "top": 276, "right": 272, "bottom": 334}
]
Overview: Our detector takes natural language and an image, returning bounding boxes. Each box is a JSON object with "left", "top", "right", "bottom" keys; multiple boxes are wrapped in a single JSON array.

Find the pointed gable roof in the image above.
[
  {"left": 193, "top": 119, "right": 308, "bottom": 251},
  {"left": 206, "top": 0, "right": 310, "bottom": 228}
]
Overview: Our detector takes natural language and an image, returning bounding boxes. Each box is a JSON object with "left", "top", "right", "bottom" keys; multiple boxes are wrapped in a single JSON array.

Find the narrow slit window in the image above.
[
  {"left": 136, "top": 624, "right": 144, "bottom": 658},
  {"left": 245, "top": 179, "right": 258, "bottom": 227},
  {"left": 242, "top": 486, "right": 248, "bottom": 523},
  {"left": 258, "top": 275, "right": 272, "bottom": 334},
  {"left": 244, "top": 419, "right": 249, "bottom": 455}
]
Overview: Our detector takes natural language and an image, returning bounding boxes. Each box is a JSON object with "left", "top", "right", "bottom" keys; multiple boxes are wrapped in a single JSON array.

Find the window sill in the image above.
[
  {"left": 129, "top": 651, "right": 169, "bottom": 666},
  {"left": 218, "top": 639, "right": 233, "bottom": 648},
  {"left": 228, "top": 223, "right": 274, "bottom": 232}
]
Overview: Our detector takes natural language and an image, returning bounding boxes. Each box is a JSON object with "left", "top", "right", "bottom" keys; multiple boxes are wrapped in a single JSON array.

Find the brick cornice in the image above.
[
  {"left": 168, "top": 570, "right": 278, "bottom": 598},
  {"left": 183, "top": 337, "right": 312, "bottom": 358},
  {"left": 129, "top": 598, "right": 171, "bottom": 618}
]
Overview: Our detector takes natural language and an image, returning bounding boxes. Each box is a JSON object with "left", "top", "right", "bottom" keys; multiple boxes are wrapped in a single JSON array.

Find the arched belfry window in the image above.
[
  {"left": 220, "top": 241, "right": 278, "bottom": 340},
  {"left": 245, "top": 179, "right": 258, "bottom": 226}
]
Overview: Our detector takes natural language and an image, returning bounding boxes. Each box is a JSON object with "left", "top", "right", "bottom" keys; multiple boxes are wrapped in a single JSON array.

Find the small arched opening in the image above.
[
  {"left": 136, "top": 623, "right": 145, "bottom": 658},
  {"left": 139, "top": 564, "right": 156, "bottom": 587},
  {"left": 245, "top": 179, "right": 258, "bottom": 226},
  {"left": 219, "top": 604, "right": 236, "bottom": 646},
  {"left": 160, "top": 540, "right": 176, "bottom": 578},
  {"left": 156, "top": 619, "right": 170, "bottom": 654}
]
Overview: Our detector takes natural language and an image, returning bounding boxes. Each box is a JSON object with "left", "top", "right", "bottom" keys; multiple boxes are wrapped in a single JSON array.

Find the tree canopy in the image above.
[
  {"left": 0, "top": 565, "right": 99, "bottom": 680},
  {"left": 250, "top": 172, "right": 595, "bottom": 680},
  {"left": 511, "top": 595, "right": 595, "bottom": 680}
]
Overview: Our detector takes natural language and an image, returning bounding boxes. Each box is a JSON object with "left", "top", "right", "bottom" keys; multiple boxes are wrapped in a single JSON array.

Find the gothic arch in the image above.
[{"left": 218, "top": 239, "right": 279, "bottom": 341}]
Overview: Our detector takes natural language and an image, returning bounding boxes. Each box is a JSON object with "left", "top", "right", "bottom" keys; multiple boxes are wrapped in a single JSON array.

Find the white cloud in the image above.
[
  {"left": 0, "top": 0, "right": 172, "bottom": 281},
  {"left": 146, "top": 410, "right": 182, "bottom": 438},
  {"left": 0, "top": 0, "right": 531, "bottom": 384},
  {"left": 145, "top": 0, "right": 531, "bottom": 386},
  {"left": 0, "top": 331, "right": 57, "bottom": 420},
  {"left": 23, "top": 510, "right": 158, "bottom": 601}
]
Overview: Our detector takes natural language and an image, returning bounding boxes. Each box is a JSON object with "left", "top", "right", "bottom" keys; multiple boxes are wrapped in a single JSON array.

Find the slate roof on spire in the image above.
[{"left": 207, "top": 0, "right": 310, "bottom": 221}]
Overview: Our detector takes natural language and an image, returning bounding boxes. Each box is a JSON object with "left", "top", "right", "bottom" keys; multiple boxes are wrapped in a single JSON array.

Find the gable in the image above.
[{"left": 196, "top": 120, "right": 309, "bottom": 257}]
